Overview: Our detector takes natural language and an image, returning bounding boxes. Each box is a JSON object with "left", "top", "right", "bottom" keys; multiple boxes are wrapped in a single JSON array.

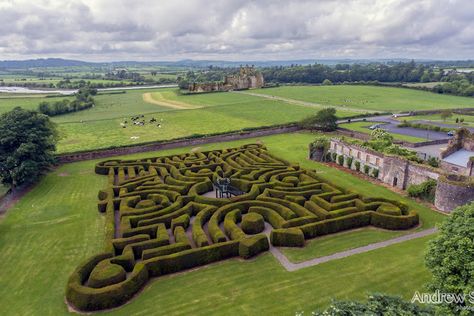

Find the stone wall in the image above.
[
  {"left": 327, "top": 139, "right": 439, "bottom": 190},
  {"left": 435, "top": 175, "right": 474, "bottom": 212},
  {"left": 315, "top": 138, "right": 473, "bottom": 212},
  {"left": 57, "top": 125, "right": 300, "bottom": 164}
]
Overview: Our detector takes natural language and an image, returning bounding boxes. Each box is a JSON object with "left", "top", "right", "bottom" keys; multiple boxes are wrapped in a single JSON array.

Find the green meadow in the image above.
[{"left": 254, "top": 85, "right": 474, "bottom": 112}]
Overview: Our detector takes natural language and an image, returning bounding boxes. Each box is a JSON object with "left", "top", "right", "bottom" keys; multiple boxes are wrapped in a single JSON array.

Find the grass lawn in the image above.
[
  {"left": 399, "top": 113, "right": 474, "bottom": 128},
  {"left": 0, "top": 132, "right": 445, "bottom": 315},
  {"left": 280, "top": 227, "right": 404, "bottom": 263},
  {"left": 339, "top": 121, "right": 428, "bottom": 143},
  {"left": 255, "top": 85, "right": 474, "bottom": 112}
]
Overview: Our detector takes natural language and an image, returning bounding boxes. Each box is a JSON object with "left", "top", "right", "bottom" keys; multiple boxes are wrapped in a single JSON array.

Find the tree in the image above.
[
  {"left": 299, "top": 108, "right": 338, "bottom": 131},
  {"left": 0, "top": 107, "right": 58, "bottom": 190},
  {"left": 440, "top": 110, "right": 453, "bottom": 121},
  {"left": 322, "top": 79, "right": 333, "bottom": 85},
  {"left": 313, "top": 293, "right": 434, "bottom": 315},
  {"left": 426, "top": 202, "right": 474, "bottom": 315}
]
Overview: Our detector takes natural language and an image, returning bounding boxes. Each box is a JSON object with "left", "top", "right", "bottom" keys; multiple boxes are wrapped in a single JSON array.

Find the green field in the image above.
[
  {"left": 3, "top": 85, "right": 472, "bottom": 153},
  {"left": 255, "top": 85, "right": 474, "bottom": 112},
  {"left": 339, "top": 121, "right": 428, "bottom": 143},
  {"left": 0, "top": 132, "right": 446, "bottom": 315}
]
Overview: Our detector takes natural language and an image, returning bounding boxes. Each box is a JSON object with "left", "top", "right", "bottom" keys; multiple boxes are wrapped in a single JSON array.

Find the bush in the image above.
[
  {"left": 241, "top": 213, "right": 265, "bottom": 234},
  {"left": 331, "top": 152, "right": 337, "bottom": 162},
  {"left": 354, "top": 160, "right": 361, "bottom": 171},
  {"left": 372, "top": 169, "right": 379, "bottom": 178},
  {"left": 239, "top": 234, "right": 269, "bottom": 259},
  {"left": 300, "top": 212, "right": 372, "bottom": 238},
  {"left": 66, "top": 253, "right": 149, "bottom": 311},
  {"left": 427, "top": 157, "right": 439, "bottom": 168},
  {"left": 407, "top": 179, "right": 437, "bottom": 202},
  {"left": 88, "top": 260, "right": 127, "bottom": 288},
  {"left": 144, "top": 241, "right": 239, "bottom": 277},
  {"left": 270, "top": 228, "right": 305, "bottom": 247},
  {"left": 371, "top": 210, "right": 419, "bottom": 230},
  {"left": 337, "top": 155, "right": 344, "bottom": 166},
  {"left": 346, "top": 157, "right": 353, "bottom": 169},
  {"left": 363, "top": 165, "right": 370, "bottom": 175}
]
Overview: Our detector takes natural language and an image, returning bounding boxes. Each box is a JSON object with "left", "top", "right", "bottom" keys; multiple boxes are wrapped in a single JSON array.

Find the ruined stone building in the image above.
[
  {"left": 309, "top": 136, "right": 474, "bottom": 212},
  {"left": 188, "top": 66, "right": 265, "bottom": 93}
]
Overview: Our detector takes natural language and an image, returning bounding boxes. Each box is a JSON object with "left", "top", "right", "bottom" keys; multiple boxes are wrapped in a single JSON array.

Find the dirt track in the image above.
[{"left": 142, "top": 92, "right": 202, "bottom": 110}]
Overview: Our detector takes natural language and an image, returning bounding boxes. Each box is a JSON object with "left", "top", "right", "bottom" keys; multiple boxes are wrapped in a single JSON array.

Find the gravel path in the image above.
[{"left": 269, "top": 228, "right": 438, "bottom": 272}]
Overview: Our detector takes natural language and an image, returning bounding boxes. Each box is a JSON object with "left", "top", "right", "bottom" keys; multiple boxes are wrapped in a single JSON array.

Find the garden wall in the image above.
[
  {"left": 56, "top": 125, "right": 301, "bottom": 163},
  {"left": 327, "top": 139, "right": 440, "bottom": 190}
]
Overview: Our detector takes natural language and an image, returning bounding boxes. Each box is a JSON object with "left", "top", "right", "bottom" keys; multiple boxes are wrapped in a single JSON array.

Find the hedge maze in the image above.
[{"left": 66, "top": 144, "right": 419, "bottom": 311}]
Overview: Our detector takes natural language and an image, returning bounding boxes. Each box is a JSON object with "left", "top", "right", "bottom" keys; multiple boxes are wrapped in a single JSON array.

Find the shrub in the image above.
[
  {"left": 371, "top": 210, "right": 419, "bottom": 230},
  {"left": 270, "top": 228, "right": 305, "bottom": 247},
  {"left": 372, "top": 169, "right": 379, "bottom": 178},
  {"left": 325, "top": 152, "right": 332, "bottom": 162},
  {"left": 337, "top": 155, "right": 344, "bottom": 166},
  {"left": 407, "top": 179, "right": 437, "bottom": 202},
  {"left": 238, "top": 234, "right": 269, "bottom": 259},
  {"left": 363, "top": 165, "right": 370, "bottom": 175},
  {"left": 331, "top": 152, "right": 337, "bottom": 162},
  {"left": 241, "top": 213, "right": 265, "bottom": 234},
  {"left": 346, "top": 157, "right": 353, "bottom": 169},
  {"left": 170, "top": 214, "right": 190, "bottom": 232},
  {"left": 88, "top": 260, "right": 127, "bottom": 288},
  {"left": 354, "top": 160, "right": 361, "bottom": 172},
  {"left": 427, "top": 157, "right": 439, "bottom": 168}
]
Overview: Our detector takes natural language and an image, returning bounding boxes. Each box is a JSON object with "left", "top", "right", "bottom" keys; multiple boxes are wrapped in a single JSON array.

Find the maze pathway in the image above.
[{"left": 66, "top": 144, "right": 419, "bottom": 311}]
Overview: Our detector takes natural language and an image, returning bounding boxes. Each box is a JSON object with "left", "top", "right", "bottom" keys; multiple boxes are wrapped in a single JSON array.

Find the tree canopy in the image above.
[
  {"left": 426, "top": 202, "right": 474, "bottom": 315},
  {"left": 299, "top": 108, "right": 338, "bottom": 131},
  {"left": 313, "top": 293, "right": 434, "bottom": 315},
  {"left": 0, "top": 107, "right": 58, "bottom": 189}
]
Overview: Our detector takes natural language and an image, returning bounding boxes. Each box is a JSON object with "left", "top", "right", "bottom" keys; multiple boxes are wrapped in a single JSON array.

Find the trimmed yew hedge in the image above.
[
  {"left": 67, "top": 143, "right": 420, "bottom": 311},
  {"left": 270, "top": 228, "right": 305, "bottom": 247},
  {"left": 241, "top": 213, "right": 265, "bottom": 234}
]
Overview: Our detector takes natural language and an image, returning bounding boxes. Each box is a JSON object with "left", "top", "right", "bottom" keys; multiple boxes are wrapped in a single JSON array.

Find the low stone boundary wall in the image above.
[
  {"left": 56, "top": 125, "right": 301, "bottom": 163},
  {"left": 335, "top": 128, "right": 371, "bottom": 141},
  {"left": 403, "top": 138, "right": 449, "bottom": 148}
]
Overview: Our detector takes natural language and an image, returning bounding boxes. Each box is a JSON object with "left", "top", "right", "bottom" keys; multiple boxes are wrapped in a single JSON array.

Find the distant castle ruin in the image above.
[{"left": 188, "top": 66, "right": 264, "bottom": 93}]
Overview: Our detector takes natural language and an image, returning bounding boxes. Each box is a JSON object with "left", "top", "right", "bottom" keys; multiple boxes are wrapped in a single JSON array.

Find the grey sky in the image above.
[{"left": 0, "top": 0, "right": 473, "bottom": 61}]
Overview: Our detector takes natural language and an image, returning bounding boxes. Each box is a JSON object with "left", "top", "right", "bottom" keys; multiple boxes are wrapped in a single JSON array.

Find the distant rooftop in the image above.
[{"left": 443, "top": 149, "right": 474, "bottom": 167}]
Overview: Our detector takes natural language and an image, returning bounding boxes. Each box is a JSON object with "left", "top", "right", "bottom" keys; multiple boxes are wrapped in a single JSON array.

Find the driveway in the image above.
[{"left": 340, "top": 115, "right": 451, "bottom": 141}]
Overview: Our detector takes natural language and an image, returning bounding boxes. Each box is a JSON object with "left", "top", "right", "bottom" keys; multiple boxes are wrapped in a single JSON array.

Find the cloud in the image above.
[{"left": 0, "top": 0, "right": 472, "bottom": 61}]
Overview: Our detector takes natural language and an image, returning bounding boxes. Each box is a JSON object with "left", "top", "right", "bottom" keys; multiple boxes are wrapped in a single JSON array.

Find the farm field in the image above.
[
  {"left": 56, "top": 100, "right": 321, "bottom": 152},
  {"left": 339, "top": 121, "right": 428, "bottom": 143},
  {"left": 0, "top": 132, "right": 446, "bottom": 315},
  {"left": 254, "top": 85, "right": 474, "bottom": 112},
  {"left": 52, "top": 89, "right": 174, "bottom": 123}
]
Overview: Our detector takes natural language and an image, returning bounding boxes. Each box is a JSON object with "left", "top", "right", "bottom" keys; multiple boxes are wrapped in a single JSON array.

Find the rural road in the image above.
[{"left": 340, "top": 115, "right": 451, "bottom": 141}]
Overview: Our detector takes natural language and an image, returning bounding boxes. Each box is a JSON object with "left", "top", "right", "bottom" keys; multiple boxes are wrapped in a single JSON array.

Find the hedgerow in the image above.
[{"left": 66, "top": 143, "right": 419, "bottom": 311}]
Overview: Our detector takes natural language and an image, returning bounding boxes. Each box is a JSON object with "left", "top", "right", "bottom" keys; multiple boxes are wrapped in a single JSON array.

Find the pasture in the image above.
[
  {"left": 0, "top": 133, "right": 445, "bottom": 315},
  {"left": 254, "top": 85, "right": 474, "bottom": 112}
]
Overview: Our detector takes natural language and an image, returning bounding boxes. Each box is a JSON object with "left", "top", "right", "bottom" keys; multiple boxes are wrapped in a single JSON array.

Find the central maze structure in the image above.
[{"left": 66, "top": 144, "right": 419, "bottom": 311}]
